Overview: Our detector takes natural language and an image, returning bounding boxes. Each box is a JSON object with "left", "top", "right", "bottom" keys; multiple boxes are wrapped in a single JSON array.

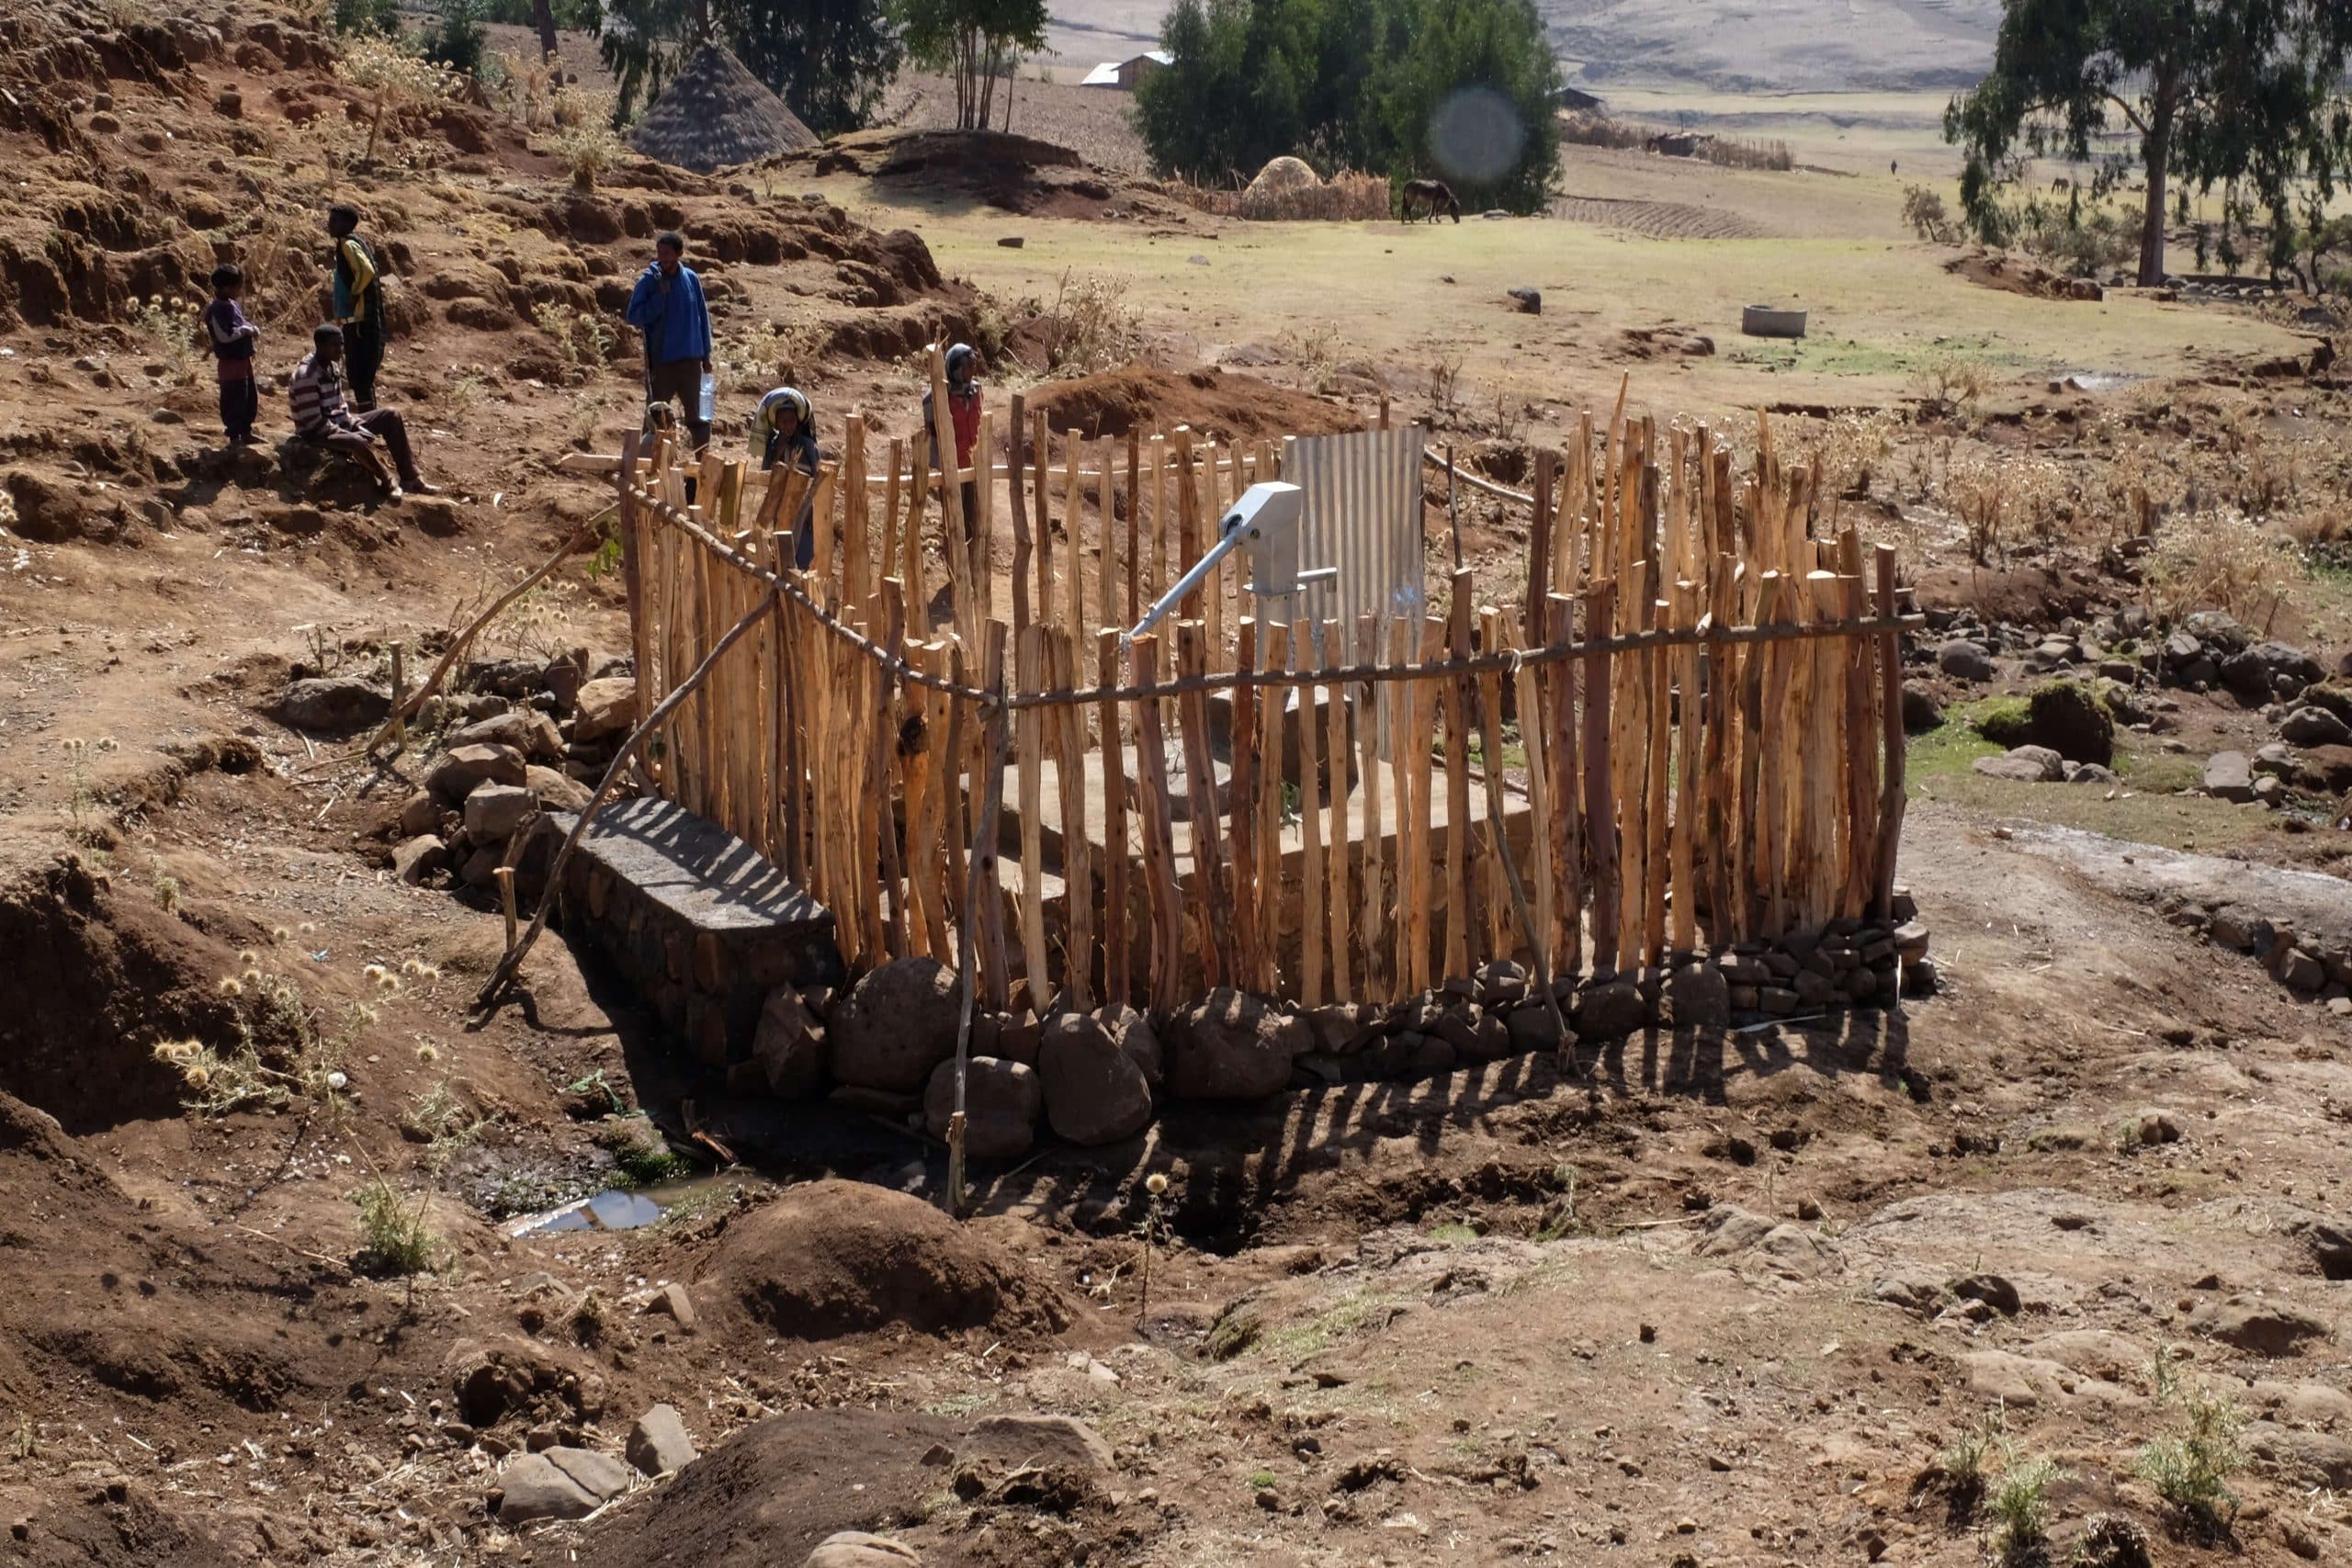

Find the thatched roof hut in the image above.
[{"left": 628, "top": 43, "right": 817, "bottom": 175}]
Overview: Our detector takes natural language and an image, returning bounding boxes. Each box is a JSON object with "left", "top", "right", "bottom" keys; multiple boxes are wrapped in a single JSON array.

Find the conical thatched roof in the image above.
[{"left": 628, "top": 43, "right": 817, "bottom": 175}]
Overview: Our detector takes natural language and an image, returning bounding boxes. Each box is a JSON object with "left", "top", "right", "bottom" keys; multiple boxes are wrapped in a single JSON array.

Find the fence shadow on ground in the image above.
[{"left": 961, "top": 1004, "right": 1917, "bottom": 1247}]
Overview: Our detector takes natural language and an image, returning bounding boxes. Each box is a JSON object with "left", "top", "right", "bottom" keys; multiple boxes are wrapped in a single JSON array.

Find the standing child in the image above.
[
  {"left": 203, "top": 265, "right": 259, "bottom": 446},
  {"left": 921, "top": 343, "right": 984, "bottom": 579}
]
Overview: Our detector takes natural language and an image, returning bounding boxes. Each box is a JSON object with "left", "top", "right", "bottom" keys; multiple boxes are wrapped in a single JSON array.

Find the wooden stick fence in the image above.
[{"left": 609, "top": 369, "right": 1917, "bottom": 1017}]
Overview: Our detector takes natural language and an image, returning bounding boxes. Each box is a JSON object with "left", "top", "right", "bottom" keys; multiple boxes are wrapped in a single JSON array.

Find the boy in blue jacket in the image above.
[
  {"left": 201, "top": 264, "right": 259, "bottom": 445},
  {"left": 624, "top": 231, "right": 714, "bottom": 453}
]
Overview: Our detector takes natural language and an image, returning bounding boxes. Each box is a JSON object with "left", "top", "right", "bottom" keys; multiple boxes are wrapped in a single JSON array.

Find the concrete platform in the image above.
[{"left": 547, "top": 797, "right": 842, "bottom": 1066}]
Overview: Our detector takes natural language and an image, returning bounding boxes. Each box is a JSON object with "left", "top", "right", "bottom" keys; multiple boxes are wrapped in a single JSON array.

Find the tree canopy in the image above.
[
  {"left": 1945, "top": 0, "right": 2352, "bottom": 286},
  {"left": 1134, "top": 0, "right": 1560, "bottom": 213},
  {"left": 895, "top": 0, "right": 1049, "bottom": 131},
  {"left": 593, "top": 0, "right": 902, "bottom": 134}
]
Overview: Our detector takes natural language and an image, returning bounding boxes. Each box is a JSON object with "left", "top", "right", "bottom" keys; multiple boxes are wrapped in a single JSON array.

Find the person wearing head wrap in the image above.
[
  {"left": 756, "top": 386, "right": 820, "bottom": 569},
  {"left": 921, "top": 344, "right": 984, "bottom": 577}
]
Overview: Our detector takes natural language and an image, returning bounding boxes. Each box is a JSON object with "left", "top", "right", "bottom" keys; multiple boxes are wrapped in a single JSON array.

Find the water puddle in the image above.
[
  {"left": 2057, "top": 370, "right": 2144, "bottom": 393},
  {"left": 505, "top": 1172, "right": 765, "bottom": 1239}
]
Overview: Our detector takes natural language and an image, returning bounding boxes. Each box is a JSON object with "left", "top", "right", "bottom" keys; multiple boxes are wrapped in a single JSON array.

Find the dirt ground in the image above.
[{"left": 0, "top": 6, "right": 2348, "bottom": 1567}]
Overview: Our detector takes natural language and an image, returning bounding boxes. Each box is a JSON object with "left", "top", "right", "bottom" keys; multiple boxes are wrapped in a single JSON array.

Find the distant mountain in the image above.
[{"left": 1044, "top": 0, "right": 2005, "bottom": 95}]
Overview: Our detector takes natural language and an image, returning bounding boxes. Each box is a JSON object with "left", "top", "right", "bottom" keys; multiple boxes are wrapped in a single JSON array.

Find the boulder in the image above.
[
  {"left": 1570, "top": 978, "right": 1648, "bottom": 1040},
  {"left": 2204, "top": 750, "right": 2256, "bottom": 803},
  {"left": 965, "top": 1413, "right": 1114, "bottom": 1473},
  {"left": 269, "top": 675, "right": 390, "bottom": 732},
  {"left": 496, "top": 1446, "right": 629, "bottom": 1524},
  {"left": 1165, "top": 987, "right": 1307, "bottom": 1100},
  {"left": 396, "top": 790, "right": 440, "bottom": 837},
  {"left": 829, "top": 957, "right": 959, "bottom": 1091},
  {"left": 573, "top": 677, "right": 638, "bottom": 743},
  {"left": 1951, "top": 1273, "right": 2022, "bottom": 1316},
  {"left": 1900, "top": 681, "right": 1943, "bottom": 732},
  {"left": 2299, "top": 748, "right": 2352, "bottom": 797},
  {"left": 922, "top": 1057, "right": 1040, "bottom": 1158},
  {"left": 2222, "top": 640, "right": 2323, "bottom": 701},
  {"left": 626, "top": 1404, "right": 697, "bottom": 1476},
  {"left": 428, "top": 742, "right": 527, "bottom": 804},
  {"left": 393, "top": 834, "right": 447, "bottom": 885},
  {"left": 2281, "top": 705, "right": 2352, "bottom": 748},
  {"left": 463, "top": 783, "right": 537, "bottom": 842},
  {"left": 1036, "top": 1013, "right": 1153, "bottom": 1145},
  {"left": 1973, "top": 745, "right": 2064, "bottom": 783},
  {"left": 2302, "top": 682, "right": 2352, "bottom": 723},
  {"left": 806, "top": 1533, "right": 924, "bottom": 1568},
  {"left": 1661, "top": 960, "right": 1731, "bottom": 1028},
  {"left": 2245, "top": 1421, "right": 2352, "bottom": 1488},
  {"left": 526, "top": 763, "right": 594, "bottom": 811},
  {"left": 450, "top": 708, "right": 565, "bottom": 762},
  {"left": 2022, "top": 679, "right": 2114, "bottom": 764},
  {"left": 752, "top": 987, "right": 826, "bottom": 1099},
  {"left": 1103, "top": 1003, "right": 1163, "bottom": 1089},
  {"left": 2192, "top": 1296, "right": 2327, "bottom": 1356},
  {"left": 1936, "top": 639, "right": 1996, "bottom": 682}
]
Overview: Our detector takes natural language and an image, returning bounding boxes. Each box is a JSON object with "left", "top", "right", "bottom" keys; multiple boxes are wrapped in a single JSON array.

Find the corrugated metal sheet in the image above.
[{"left": 1278, "top": 425, "right": 1425, "bottom": 756}]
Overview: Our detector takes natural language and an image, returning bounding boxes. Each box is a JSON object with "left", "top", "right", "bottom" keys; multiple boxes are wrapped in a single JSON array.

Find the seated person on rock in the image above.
[
  {"left": 288, "top": 323, "right": 437, "bottom": 501},
  {"left": 754, "top": 385, "right": 820, "bottom": 569}
]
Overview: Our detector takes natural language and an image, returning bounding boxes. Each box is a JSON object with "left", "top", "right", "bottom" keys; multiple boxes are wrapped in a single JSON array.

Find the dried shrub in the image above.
[
  {"left": 1035, "top": 270, "right": 1141, "bottom": 377},
  {"left": 334, "top": 33, "right": 458, "bottom": 164},
  {"left": 1169, "top": 170, "right": 1392, "bottom": 221}
]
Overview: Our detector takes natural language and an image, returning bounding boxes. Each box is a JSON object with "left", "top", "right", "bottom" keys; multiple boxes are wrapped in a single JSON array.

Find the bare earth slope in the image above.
[{"left": 1044, "top": 0, "right": 2003, "bottom": 92}]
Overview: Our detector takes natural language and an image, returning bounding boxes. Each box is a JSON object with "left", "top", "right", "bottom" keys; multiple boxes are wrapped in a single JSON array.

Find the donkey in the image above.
[{"left": 1401, "top": 178, "right": 1462, "bottom": 223}]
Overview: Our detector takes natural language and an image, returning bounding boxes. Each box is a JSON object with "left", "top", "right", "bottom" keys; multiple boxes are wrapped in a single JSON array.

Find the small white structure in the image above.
[{"left": 1080, "top": 51, "right": 1172, "bottom": 90}]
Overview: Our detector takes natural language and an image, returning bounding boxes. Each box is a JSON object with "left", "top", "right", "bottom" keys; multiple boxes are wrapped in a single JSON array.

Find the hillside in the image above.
[{"left": 1043, "top": 0, "right": 2004, "bottom": 92}]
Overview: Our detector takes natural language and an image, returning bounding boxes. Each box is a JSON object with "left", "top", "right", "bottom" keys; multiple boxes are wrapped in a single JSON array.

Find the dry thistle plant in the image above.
[{"left": 333, "top": 34, "right": 458, "bottom": 166}]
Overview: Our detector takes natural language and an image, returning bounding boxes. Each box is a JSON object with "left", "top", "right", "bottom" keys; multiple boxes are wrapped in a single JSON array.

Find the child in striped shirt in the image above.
[
  {"left": 201, "top": 265, "right": 258, "bottom": 446},
  {"left": 288, "top": 324, "right": 435, "bottom": 501}
]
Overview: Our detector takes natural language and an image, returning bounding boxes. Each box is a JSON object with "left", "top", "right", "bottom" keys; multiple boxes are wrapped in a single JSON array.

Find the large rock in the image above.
[
  {"left": 1036, "top": 1013, "right": 1153, "bottom": 1145},
  {"left": 1973, "top": 745, "right": 2065, "bottom": 783},
  {"left": 269, "top": 674, "right": 390, "bottom": 732},
  {"left": 1900, "top": 680, "right": 1944, "bottom": 732},
  {"left": 495, "top": 1446, "right": 629, "bottom": 1524},
  {"left": 1570, "top": 978, "right": 1648, "bottom": 1039},
  {"left": 829, "top": 957, "right": 959, "bottom": 1091},
  {"left": 626, "top": 1404, "right": 698, "bottom": 1476},
  {"left": 427, "top": 741, "right": 527, "bottom": 804},
  {"left": 463, "top": 783, "right": 537, "bottom": 842},
  {"left": 2204, "top": 750, "right": 2256, "bottom": 802},
  {"left": 2222, "top": 639, "right": 2323, "bottom": 701},
  {"left": 806, "top": 1534, "right": 923, "bottom": 1568},
  {"left": 753, "top": 987, "right": 826, "bottom": 1098},
  {"left": 2281, "top": 705, "right": 2352, "bottom": 747},
  {"left": 922, "top": 1056, "right": 1040, "bottom": 1158},
  {"left": 2021, "top": 679, "right": 2115, "bottom": 764},
  {"left": 449, "top": 707, "right": 565, "bottom": 762},
  {"left": 1661, "top": 960, "right": 1730, "bottom": 1028},
  {"left": 573, "top": 677, "right": 638, "bottom": 743},
  {"left": 1936, "top": 639, "right": 1996, "bottom": 682},
  {"left": 1165, "top": 987, "right": 1307, "bottom": 1100},
  {"left": 526, "top": 762, "right": 594, "bottom": 811},
  {"left": 1102, "top": 1002, "right": 1162, "bottom": 1089},
  {"left": 2192, "top": 1297, "right": 2328, "bottom": 1356},
  {"left": 392, "top": 834, "right": 447, "bottom": 885}
]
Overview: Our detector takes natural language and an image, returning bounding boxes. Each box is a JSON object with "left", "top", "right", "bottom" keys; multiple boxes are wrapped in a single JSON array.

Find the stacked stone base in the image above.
[{"left": 547, "top": 799, "right": 843, "bottom": 1066}]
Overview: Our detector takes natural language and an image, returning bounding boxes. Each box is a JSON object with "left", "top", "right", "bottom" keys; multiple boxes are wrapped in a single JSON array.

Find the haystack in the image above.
[
  {"left": 1245, "top": 155, "right": 1322, "bottom": 198},
  {"left": 628, "top": 43, "right": 817, "bottom": 175}
]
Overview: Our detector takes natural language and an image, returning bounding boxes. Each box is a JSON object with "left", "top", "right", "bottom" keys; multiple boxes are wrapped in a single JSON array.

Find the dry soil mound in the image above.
[
  {"left": 1022, "top": 366, "right": 1366, "bottom": 444},
  {"left": 789, "top": 127, "right": 1182, "bottom": 220},
  {"left": 0, "top": 855, "right": 252, "bottom": 1134},
  {"left": 700, "top": 1179, "right": 1066, "bottom": 1340}
]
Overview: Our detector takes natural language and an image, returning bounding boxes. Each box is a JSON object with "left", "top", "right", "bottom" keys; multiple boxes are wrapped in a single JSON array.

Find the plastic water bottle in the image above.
[{"left": 696, "top": 370, "right": 716, "bottom": 425}]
